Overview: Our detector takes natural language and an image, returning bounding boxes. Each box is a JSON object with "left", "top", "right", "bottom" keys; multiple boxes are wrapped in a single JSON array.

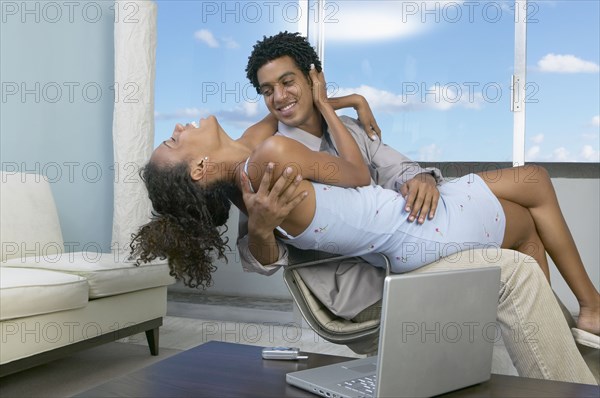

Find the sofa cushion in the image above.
[
  {"left": 0, "top": 172, "right": 64, "bottom": 261},
  {"left": 0, "top": 267, "right": 88, "bottom": 321},
  {"left": 2, "top": 252, "right": 175, "bottom": 299}
]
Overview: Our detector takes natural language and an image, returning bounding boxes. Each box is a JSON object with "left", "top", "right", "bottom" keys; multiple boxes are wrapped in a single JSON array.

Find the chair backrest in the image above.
[
  {"left": 283, "top": 251, "right": 390, "bottom": 355},
  {"left": 0, "top": 171, "right": 64, "bottom": 262}
]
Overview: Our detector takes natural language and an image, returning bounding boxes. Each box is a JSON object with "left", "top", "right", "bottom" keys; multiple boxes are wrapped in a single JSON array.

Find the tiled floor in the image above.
[
  {"left": 124, "top": 291, "right": 363, "bottom": 358},
  {"left": 167, "top": 291, "right": 299, "bottom": 324},
  {"left": 121, "top": 290, "right": 600, "bottom": 385},
  {"left": 124, "top": 291, "right": 521, "bottom": 375},
  {"left": 168, "top": 291, "right": 294, "bottom": 312}
]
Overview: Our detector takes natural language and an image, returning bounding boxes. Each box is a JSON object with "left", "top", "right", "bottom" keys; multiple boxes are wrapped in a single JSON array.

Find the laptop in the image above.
[{"left": 286, "top": 267, "right": 501, "bottom": 398}]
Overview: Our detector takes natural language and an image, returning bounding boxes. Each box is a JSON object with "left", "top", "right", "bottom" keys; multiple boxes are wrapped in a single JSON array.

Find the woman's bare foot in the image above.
[{"left": 577, "top": 303, "right": 600, "bottom": 336}]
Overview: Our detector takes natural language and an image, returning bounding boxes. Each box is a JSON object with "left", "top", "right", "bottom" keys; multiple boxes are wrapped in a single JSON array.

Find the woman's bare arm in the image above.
[
  {"left": 240, "top": 93, "right": 380, "bottom": 148},
  {"left": 245, "top": 68, "right": 371, "bottom": 190},
  {"left": 327, "top": 94, "right": 381, "bottom": 140},
  {"left": 308, "top": 66, "right": 371, "bottom": 185},
  {"left": 239, "top": 113, "right": 279, "bottom": 149},
  {"left": 247, "top": 135, "right": 370, "bottom": 191}
]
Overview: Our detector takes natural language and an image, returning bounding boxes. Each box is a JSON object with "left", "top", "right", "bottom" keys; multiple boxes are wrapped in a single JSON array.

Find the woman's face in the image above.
[{"left": 151, "top": 116, "right": 220, "bottom": 168}]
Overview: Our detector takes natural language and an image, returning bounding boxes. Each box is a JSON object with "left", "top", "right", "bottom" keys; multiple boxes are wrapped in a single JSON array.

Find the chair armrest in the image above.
[{"left": 286, "top": 246, "right": 391, "bottom": 275}]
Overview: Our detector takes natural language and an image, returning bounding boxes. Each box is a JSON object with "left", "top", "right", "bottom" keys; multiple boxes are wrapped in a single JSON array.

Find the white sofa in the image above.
[{"left": 0, "top": 171, "right": 175, "bottom": 377}]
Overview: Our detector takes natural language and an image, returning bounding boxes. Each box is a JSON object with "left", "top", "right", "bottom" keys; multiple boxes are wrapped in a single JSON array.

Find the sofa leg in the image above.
[{"left": 145, "top": 327, "right": 159, "bottom": 356}]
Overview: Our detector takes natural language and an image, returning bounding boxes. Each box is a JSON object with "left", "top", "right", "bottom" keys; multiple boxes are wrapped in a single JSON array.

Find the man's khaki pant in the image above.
[{"left": 353, "top": 249, "right": 597, "bottom": 385}]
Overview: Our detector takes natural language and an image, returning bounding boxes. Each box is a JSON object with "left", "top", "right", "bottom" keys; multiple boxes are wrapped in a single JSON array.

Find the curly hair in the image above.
[
  {"left": 246, "top": 31, "right": 322, "bottom": 94},
  {"left": 129, "top": 160, "right": 236, "bottom": 289}
]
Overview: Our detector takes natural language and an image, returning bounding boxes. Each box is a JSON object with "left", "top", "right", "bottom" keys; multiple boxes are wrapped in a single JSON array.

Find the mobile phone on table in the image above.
[{"left": 261, "top": 346, "right": 308, "bottom": 360}]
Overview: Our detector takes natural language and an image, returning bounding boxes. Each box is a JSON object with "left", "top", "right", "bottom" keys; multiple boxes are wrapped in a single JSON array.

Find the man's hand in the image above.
[
  {"left": 399, "top": 173, "right": 440, "bottom": 224},
  {"left": 241, "top": 163, "right": 307, "bottom": 238}
]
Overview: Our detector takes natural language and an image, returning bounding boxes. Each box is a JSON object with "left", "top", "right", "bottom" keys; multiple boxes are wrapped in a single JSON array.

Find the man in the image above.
[
  {"left": 239, "top": 32, "right": 443, "bottom": 320},
  {"left": 237, "top": 32, "right": 596, "bottom": 383}
]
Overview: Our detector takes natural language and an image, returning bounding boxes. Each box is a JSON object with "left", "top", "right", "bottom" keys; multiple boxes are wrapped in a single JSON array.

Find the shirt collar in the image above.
[{"left": 277, "top": 122, "right": 324, "bottom": 152}]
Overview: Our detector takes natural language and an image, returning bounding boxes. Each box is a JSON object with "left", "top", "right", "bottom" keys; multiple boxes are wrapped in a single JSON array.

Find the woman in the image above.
[{"left": 131, "top": 67, "right": 599, "bottom": 343}]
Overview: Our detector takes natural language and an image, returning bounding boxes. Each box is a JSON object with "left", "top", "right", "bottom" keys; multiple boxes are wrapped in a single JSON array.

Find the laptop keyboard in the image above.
[{"left": 338, "top": 375, "right": 377, "bottom": 398}]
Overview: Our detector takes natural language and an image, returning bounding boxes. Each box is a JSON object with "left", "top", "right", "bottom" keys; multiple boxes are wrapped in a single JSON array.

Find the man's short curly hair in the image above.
[{"left": 246, "top": 31, "right": 322, "bottom": 94}]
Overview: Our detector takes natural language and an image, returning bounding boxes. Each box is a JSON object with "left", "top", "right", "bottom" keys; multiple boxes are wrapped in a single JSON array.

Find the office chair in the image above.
[{"left": 283, "top": 247, "right": 390, "bottom": 355}]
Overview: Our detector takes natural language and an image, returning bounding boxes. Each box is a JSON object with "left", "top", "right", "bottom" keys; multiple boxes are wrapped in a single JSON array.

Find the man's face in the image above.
[{"left": 256, "top": 56, "right": 320, "bottom": 134}]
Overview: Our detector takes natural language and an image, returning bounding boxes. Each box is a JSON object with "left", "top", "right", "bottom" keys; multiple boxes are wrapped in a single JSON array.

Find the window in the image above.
[
  {"left": 154, "top": 1, "right": 599, "bottom": 163},
  {"left": 525, "top": 1, "right": 599, "bottom": 162},
  {"left": 318, "top": 0, "right": 515, "bottom": 162},
  {"left": 154, "top": 1, "right": 301, "bottom": 143}
]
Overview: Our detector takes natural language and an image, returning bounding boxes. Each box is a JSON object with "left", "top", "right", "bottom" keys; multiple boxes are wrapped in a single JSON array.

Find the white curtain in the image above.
[{"left": 111, "top": 1, "right": 157, "bottom": 256}]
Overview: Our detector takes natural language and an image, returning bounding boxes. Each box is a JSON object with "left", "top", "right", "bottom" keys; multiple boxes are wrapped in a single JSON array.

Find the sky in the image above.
[{"left": 154, "top": 0, "right": 599, "bottom": 162}]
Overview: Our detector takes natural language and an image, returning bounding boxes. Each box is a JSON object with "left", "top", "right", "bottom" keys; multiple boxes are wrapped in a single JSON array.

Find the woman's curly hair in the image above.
[
  {"left": 245, "top": 31, "right": 322, "bottom": 94},
  {"left": 129, "top": 160, "right": 236, "bottom": 289}
]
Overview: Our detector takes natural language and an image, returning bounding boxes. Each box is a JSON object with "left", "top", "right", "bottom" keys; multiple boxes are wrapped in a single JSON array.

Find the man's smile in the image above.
[{"left": 277, "top": 101, "right": 296, "bottom": 112}]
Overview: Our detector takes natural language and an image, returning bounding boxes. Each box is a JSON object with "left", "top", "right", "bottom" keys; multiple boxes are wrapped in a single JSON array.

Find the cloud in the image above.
[
  {"left": 174, "top": 101, "right": 265, "bottom": 131},
  {"left": 580, "top": 145, "right": 600, "bottom": 162},
  {"left": 526, "top": 143, "right": 600, "bottom": 162},
  {"left": 154, "top": 100, "right": 261, "bottom": 125},
  {"left": 154, "top": 107, "right": 210, "bottom": 120},
  {"left": 537, "top": 54, "right": 600, "bottom": 73},
  {"left": 552, "top": 147, "right": 570, "bottom": 161},
  {"left": 592, "top": 115, "right": 600, "bottom": 127},
  {"left": 194, "top": 29, "right": 219, "bottom": 48},
  {"left": 419, "top": 143, "right": 442, "bottom": 161},
  {"left": 325, "top": 1, "right": 518, "bottom": 42},
  {"left": 582, "top": 132, "right": 599, "bottom": 141},
  {"left": 241, "top": 101, "right": 259, "bottom": 117},
  {"left": 335, "top": 83, "right": 485, "bottom": 112},
  {"left": 222, "top": 37, "right": 240, "bottom": 49},
  {"left": 530, "top": 133, "right": 544, "bottom": 144},
  {"left": 211, "top": 101, "right": 266, "bottom": 130},
  {"left": 526, "top": 145, "right": 541, "bottom": 160},
  {"left": 194, "top": 30, "right": 240, "bottom": 49},
  {"left": 335, "top": 85, "right": 406, "bottom": 112},
  {"left": 323, "top": 1, "right": 430, "bottom": 42}
]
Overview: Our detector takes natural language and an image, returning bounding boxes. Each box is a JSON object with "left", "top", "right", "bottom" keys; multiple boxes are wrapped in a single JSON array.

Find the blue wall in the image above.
[{"left": 1, "top": 1, "right": 115, "bottom": 252}]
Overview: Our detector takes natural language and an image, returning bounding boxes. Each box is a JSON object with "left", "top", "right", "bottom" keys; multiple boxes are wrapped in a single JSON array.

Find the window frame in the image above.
[{"left": 305, "top": 0, "right": 597, "bottom": 166}]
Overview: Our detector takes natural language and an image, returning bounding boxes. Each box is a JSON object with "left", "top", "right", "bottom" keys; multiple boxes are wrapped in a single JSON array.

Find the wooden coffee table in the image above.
[{"left": 77, "top": 341, "right": 599, "bottom": 397}]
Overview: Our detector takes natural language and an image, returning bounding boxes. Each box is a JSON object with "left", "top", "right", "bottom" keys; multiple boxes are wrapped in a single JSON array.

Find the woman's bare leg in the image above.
[
  {"left": 496, "top": 198, "right": 549, "bottom": 272},
  {"left": 478, "top": 165, "right": 600, "bottom": 335}
]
